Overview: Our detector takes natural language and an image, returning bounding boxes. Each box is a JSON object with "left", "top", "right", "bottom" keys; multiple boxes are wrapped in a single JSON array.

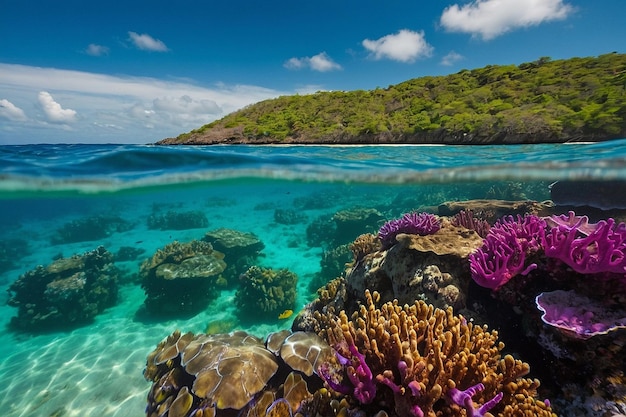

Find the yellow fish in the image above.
[{"left": 278, "top": 309, "right": 293, "bottom": 319}]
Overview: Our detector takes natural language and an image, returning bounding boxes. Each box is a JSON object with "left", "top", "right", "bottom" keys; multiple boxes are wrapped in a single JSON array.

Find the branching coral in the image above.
[
  {"left": 378, "top": 212, "right": 441, "bottom": 249},
  {"left": 542, "top": 211, "right": 626, "bottom": 274},
  {"left": 469, "top": 214, "right": 545, "bottom": 290},
  {"left": 451, "top": 210, "right": 491, "bottom": 238},
  {"left": 349, "top": 233, "right": 380, "bottom": 263},
  {"left": 314, "top": 290, "right": 555, "bottom": 417}
]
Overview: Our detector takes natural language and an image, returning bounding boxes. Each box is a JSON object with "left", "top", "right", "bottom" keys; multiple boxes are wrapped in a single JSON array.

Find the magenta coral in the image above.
[
  {"left": 542, "top": 211, "right": 626, "bottom": 274},
  {"left": 447, "top": 383, "right": 503, "bottom": 417},
  {"left": 469, "top": 214, "right": 545, "bottom": 290},
  {"left": 319, "top": 337, "right": 377, "bottom": 404},
  {"left": 535, "top": 289, "right": 626, "bottom": 339},
  {"left": 378, "top": 212, "right": 441, "bottom": 249},
  {"left": 452, "top": 210, "right": 491, "bottom": 238}
]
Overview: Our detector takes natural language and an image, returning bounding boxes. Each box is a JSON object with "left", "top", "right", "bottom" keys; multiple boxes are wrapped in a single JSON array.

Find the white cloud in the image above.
[
  {"left": 284, "top": 52, "right": 342, "bottom": 72},
  {"left": 441, "top": 51, "right": 464, "bottom": 66},
  {"left": 0, "top": 63, "right": 285, "bottom": 144},
  {"left": 362, "top": 29, "right": 433, "bottom": 63},
  {"left": 128, "top": 31, "right": 169, "bottom": 52},
  {"left": 0, "top": 99, "right": 27, "bottom": 121},
  {"left": 440, "top": 0, "right": 575, "bottom": 40},
  {"left": 38, "top": 91, "right": 78, "bottom": 123},
  {"left": 85, "top": 43, "right": 110, "bottom": 56}
]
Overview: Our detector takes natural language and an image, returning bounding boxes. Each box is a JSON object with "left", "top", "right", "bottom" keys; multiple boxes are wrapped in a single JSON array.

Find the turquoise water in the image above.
[{"left": 1, "top": 141, "right": 626, "bottom": 417}]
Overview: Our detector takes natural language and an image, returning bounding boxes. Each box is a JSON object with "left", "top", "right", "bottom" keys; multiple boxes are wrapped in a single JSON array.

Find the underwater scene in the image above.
[{"left": 1, "top": 141, "right": 626, "bottom": 417}]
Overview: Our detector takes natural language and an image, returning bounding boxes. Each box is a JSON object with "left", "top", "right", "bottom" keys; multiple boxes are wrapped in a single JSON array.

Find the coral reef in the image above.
[
  {"left": 236, "top": 266, "right": 298, "bottom": 321},
  {"left": 467, "top": 209, "right": 626, "bottom": 414},
  {"left": 332, "top": 208, "right": 383, "bottom": 245},
  {"left": 144, "top": 329, "right": 333, "bottom": 417},
  {"left": 437, "top": 199, "right": 552, "bottom": 224},
  {"left": 542, "top": 211, "right": 626, "bottom": 274},
  {"left": 7, "top": 246, "right": 118, "bottom": 330},
  {"left": 469, "top": 214, "right": 545, "bottom": 290},
  {"left": 311, "top": 290, "right": 555, "bottom": 417},
  {"left": 51, "top": 214, "right": 133, "bottom": 244},
  {"left": 378, "top": 211, "right": 441, "bottom": 249},
  {"left": 305, "top": 214, "right": 334, "bottom": 248},
  {"left": 203, "top": 228, "right": 265, "bottom": 286},
  {"left": 349, "top": 233, "right": 381, "bottom": 263},
  {"left": 451, "top": 210, "right": 491, "bottom": 238},
  {"left": 346, "top": 220, "right": 482, "bottom": 310},
  {"left": 274, "top": 208, "right": 308, "bottom": 225},
  {"left": 147, "top": 210, "right": 209, "bottom": 230},
  {"left": 115, "top": 246, "right": 146, "bottom": 262},
  {"left": 140, "top": 240, "right": 226, "bottom": 315}
]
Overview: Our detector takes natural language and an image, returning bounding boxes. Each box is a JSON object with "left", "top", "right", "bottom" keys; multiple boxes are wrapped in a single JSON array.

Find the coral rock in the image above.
[
  {"left": 346, "top": 224, "right": 482, "bottom": 310},
  {"left": 7, "top": 246, "right": 118, "bottom": 330},
  {"left": 236, "top": 266, "right": 297, "bottom": 321},
  {"left": 140, "top": 240, "right": 226, "bottom": 315}
]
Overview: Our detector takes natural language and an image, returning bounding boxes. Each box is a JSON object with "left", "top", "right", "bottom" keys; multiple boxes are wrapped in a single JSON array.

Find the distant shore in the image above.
[{"left": 156, "top": 129, "right": 622, "bottom": 146}]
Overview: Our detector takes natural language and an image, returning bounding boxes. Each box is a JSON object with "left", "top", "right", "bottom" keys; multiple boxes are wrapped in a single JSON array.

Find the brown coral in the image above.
[
  {"left": 235, "top": 266, "right": 297, "bottom": 321},
  {"left": 314, "top": 290, "right": 555, "bottom": 417},
  {"left": 345, "top": 224, "right": 482, "bottom": 310},
  {"left": 7, "top": 246, "right": 118, "bottom": 330},
  {"left": 349, "top": 233, "right": 380, "bottom": 263},
  {"left": 145, "top": 329, "right": 334, "bottom": 417},
  {"left": 145, "top": 330, "right": 279, "bottom": 416},
  {"left": 140, "top": 240, "right": 226, "bottom": 315}
]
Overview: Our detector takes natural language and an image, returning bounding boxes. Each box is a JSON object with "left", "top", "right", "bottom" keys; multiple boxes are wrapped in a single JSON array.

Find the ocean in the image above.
[{"left": 0, "top": 140, "right": 625, "bottom": 417}]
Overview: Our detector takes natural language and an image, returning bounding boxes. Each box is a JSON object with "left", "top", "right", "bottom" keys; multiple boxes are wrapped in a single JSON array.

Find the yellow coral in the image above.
[
  {"left": 349, "top": 233, "right": 380, "bottom": 263},
  {"left": 315, "top": 290, "right": 555, "bottom": 417}
]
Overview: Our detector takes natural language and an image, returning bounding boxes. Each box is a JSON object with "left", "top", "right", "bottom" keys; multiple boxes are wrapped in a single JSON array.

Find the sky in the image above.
[{"left": 0, "top": 0, "right": 624, "bottom": 145}]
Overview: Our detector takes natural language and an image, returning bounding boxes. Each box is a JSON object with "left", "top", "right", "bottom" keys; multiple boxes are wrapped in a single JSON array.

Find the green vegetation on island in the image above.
[{"left": 160, "top": 53, "right": 626, "bottom": 145}]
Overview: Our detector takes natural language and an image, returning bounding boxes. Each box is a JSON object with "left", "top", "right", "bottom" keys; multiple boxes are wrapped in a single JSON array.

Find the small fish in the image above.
[{"left": 278, "top": 309, "right": 293, "bottom": 319}]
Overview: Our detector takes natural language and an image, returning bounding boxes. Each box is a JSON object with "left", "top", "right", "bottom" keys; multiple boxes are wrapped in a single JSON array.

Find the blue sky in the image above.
[{"left": 1, "top": 0, "right": 624, "bottom": 144}]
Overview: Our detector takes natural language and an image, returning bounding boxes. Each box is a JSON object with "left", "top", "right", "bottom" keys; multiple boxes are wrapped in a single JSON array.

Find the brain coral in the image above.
[{"left": 313, "top": 290, "right": 556, "bottom": 417}]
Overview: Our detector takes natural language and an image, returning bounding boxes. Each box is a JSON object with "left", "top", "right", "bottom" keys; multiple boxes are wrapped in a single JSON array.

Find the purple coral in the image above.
[
  {"left": 320, "top": 338, "right": 377, "bottom": 404},
  {"left": 469, "top": 214, "right": 545, "bottom": 290},
  {"left": 447, "top": 383, "right": 503, "bottom": 417},
  {"left": 542, "top": 211, "right": 626, "bottom": 274},
  {"left": 535, "top": 289, "right": 626, "bottom": 339},
  {"left": 452, "top": 210, "right": 491, "bottom": 238},
  {"left": 378, "top": 212, "right": 441, "bottom": 249}
]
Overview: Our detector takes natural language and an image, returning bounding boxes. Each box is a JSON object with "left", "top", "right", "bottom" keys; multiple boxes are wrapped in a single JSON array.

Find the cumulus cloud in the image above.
[
  {"left": 362, "top": 29, "right": 433, "bottom": 63},
  {"left": 85, "top": 43, "right": 109, "bottom": 56},
  {"left": 128, "top": 31, "right": 169, "bottom": 52},
  {"left": 0, "top": 99, "right": 27, "bottom": 121},
  {"left": 38, "top": 91, "right": 77, "bottom": 123},
  {"left": 440, "top": 0, "right": 575, "bottom": 40},
  {"left": 441, "top": 51, "right": 464, "bottom": 66},
  {"left": 284, "top": 52, "right": 342, "bottom": 72},
  {"left": 0, "top": 63, "right": 285, "bottom": 143}
]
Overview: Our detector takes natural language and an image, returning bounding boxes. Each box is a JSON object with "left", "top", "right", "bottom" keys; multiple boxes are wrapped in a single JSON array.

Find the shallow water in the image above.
[{"left": 1, "top": 141, "right": 626, "bottom": 417}]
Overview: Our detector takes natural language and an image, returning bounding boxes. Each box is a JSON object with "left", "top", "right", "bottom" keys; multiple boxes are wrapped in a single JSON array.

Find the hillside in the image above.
[{"left": 159, "top": 53, "right": 626, "bottom": 145}]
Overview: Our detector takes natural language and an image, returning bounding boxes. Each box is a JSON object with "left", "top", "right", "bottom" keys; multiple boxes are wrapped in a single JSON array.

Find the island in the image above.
[{"left": 158, "top": 53, "right": 626, "bottom": 145}]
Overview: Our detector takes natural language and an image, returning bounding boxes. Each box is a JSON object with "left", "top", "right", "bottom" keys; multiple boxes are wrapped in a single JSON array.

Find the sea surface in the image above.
[{"left": 0, "top": 140, "right": 625, "bottom": 417}]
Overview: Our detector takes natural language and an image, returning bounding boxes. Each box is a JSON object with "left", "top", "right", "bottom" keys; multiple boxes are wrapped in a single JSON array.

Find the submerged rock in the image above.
[
  {"left": 140, "top": 240, "right": 226, "bottom": 315},
  {"left": 7, "top": 246, "right": 119, "bottom": 330}
]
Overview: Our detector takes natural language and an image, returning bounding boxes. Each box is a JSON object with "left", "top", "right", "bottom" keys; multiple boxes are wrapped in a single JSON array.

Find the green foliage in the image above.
[{"left": 170, "top": 53, "right": 626, "bottom": 143}]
